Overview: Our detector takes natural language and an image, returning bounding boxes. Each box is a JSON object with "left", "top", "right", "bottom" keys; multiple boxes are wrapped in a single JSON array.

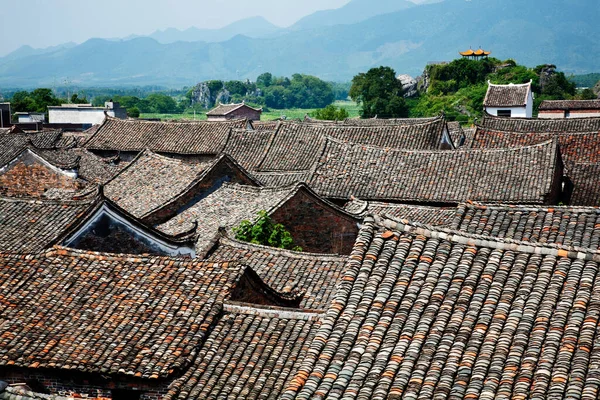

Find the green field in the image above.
[{"left": 140, "top": 101, "right": 360, "bottom": 121}]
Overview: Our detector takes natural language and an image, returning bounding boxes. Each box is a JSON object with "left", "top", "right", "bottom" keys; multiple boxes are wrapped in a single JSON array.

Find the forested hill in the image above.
[{"left": 0, "top": 0, "right": 598, "bottom": 87}]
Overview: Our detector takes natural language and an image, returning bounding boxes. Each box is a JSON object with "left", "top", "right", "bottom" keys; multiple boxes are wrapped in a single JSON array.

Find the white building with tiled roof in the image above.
[{"left": 483, "top": 80, "right": 534, "bottom": 118}]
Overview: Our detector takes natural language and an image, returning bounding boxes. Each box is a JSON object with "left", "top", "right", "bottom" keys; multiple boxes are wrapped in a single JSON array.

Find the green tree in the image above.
[
  {"left": 350, "top": 66, "right": 408, "bottom": 118},
  {"left": 127, "top": 107, "right": 140, "bottom": 118},
  {"left": 70, "top": 94, "right": 89, "bottom": 104},
  {"left": 233, "top": 210, "right": 302, "bottom": 251},
  {"left": 264, "top": 86, "right": 287, "bottom": 109},
  {"left": 225, "top": 80, "right": 248, "bottom": 97},
  {"left": 256, "top": 72, "right": 273, "bottom": 88},
  {"left": 311, "top": 104, "right": 349, "bottom": 120},
  {"left": 145, "top": 93, "right": 179, "bottom": 113}
]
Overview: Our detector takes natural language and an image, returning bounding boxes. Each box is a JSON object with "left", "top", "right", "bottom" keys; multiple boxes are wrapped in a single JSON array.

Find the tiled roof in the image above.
[
  {"left": 310, "top": 137, "right": 562, "bottom": 204},
  {"left": 0, "top": 130, "right": 70, "bottom": 167},
  {"left": 452, "top": 201, "right": 600, "bottom": 249},
  {"left": 480, "top": 113, "right": 600, "bottom": 133},
  {"left": 342, "top": 116, "right": 441, "bottom": 126},
  {"left": 483, "top": 81, "right": 531, "bottom": 107},
  {"left": 470, "top": 126, "right": 600, "bottom": 205},
  {"left": 164, "top": 308, "right": 320, "bottom": 400},
  {"left": 253, "top": 170, "right": 314, "bottom": 187},
  {"left": 158, "top": 183, "right": 298, "bottom": 254},
  {"left": 539, "top": 99, "right": 600, "bottom": 111},
  {"left": 345, "top": 199, "right": 457, "bottom": 226},
  {"left": 84, "top": 116, "right": 246, "bottom": 155},
  {"left": 223, "top": 128, "right": 275, "bottom": 170},
  {"left": 569, "top": 162, "right": 600, "bottom": 206},
  {"left": 0, "top": 197, "right": 94, "bottom": 253},
  {"left": 256, "top": 118, "right": 451, "bottom": 173},
  {"left": 281, "top": 215, "right": 600, "bottom": 399},
  {"left": 104, "top": 150, "right": 213, "bottom": 219},
  {"left": 251, "top": 120, "right": 280, "bottom": 131},
  {"left": 206, "top": 237, "right": 347, "bottom": 310},
  {"left": 206, "top": 103, "right": 261, "bottom": 116},
  {"left": 0, "top": 247, "right": 243, "bottom": 379}
]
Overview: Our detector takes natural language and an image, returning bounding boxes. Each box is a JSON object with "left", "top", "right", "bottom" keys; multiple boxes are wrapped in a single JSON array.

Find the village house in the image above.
[
  {"left": 206, "top": 102, "right": 262, "bottom": 121},
  {"left": 14, "top": 111, "right": 45, "bottom": 123},
  {"left": 483, "top": 80, "right": 534, "bottom": 118},
  {"left": 538, "top": 99, "right": 600, "bottom": 118},
  {"left": 48, "top": 101, "right": 127, "bottom": 125}
]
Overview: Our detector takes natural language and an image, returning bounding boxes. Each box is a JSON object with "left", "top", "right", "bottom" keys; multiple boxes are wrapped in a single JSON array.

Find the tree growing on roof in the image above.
[
  {"left": 349, "top": 66, "right": 409, "bottom": 118},
  {"left": 233, "top": 210, "right": 302, "bottom": 251}
]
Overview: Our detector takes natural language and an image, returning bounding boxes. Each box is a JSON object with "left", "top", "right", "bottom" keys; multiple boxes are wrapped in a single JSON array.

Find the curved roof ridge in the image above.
[
  {"left": 482, "top": 110, "right": 600, "bottom": 123},
  {"left": 223, "top": 301, "right": 324, "bottom": 321},
  {"left": 39, "top": 244, "right": 211, "bottom": 262},
  {"left": 325, "top": 134, "right": 556, "bottom": 154},
  {"left": 487, "top": 80, "right": 531, "bottom": 87},
  {"left": 374, "top": 213, "right": 600, "bottom": 259},
  {"left": 473, "top": 124, "right": 600, "bottom": 136},
  {"left": 219, "top": 236, "right": 347, "bottom": 260},
  {"left": 462, "top": 200, "right": 600, "bottom": 212}
]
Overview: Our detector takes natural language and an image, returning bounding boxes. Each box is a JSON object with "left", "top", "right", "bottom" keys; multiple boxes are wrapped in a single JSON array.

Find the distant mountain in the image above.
[
  {"left": 2, "top": 42, "right": 77, "bottom": 62},
  {"left": 289, "top": 0, "right": 416, "bottom": 31},
  {"left": 148, "top": 17, "right": 281, "bottom": 44},
  {"left": 0, "top": 0, "right": 598, "bottom": 87}
]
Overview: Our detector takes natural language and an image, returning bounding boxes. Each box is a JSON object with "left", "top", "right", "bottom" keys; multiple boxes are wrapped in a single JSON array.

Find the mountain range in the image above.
[{"left": 0, "top": 0, "right": 598, "bottom": 88}]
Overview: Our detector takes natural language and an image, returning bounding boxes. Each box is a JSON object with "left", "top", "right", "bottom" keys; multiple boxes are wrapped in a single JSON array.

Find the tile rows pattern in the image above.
[
  {"left": 483, "top": 82, "right": 530, "bottom": 107},
  {"left": 539, "top": 99, "right": 600, "bottom": 111},
  {"left": 480, "top": 113, "right": 600, "bottom": 133},
  {"left": 105, "top": 150, "right": 212, "bottom": 218},
  {"left": 164, "top": 311, "right": 320, "bottom": 400},
  {"left": 310, "top": 137, "right": 561, "bottom": 203},
  {"left": 281, "top": 215, "right": 600, "bottom": 399},
  {"left": 452, "top": 201, "right": 600, "bottom": 249},
  {"left": 345, "top": 199, "right": 457, "bottom": 227},
  {"left": 0, "top": 197, "right": 94, "bottom": 252},
  {"left": 84, "top": 117, "right": 247, "bottom": 155},
  {"left": 0, "top": 247, "right": 242, "bottom": 379},
  {"left": 157, "top": 183, "right": 297, "bottom": 253},
  {"left": 207, "top": 237, "right": 347, "bottom": 310}
]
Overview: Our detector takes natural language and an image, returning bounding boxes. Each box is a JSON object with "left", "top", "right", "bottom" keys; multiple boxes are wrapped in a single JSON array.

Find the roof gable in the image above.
[
  {"left": 207, "top": 103, "right": 262, "bottom": 116},
  {"left": 484, "top": 81, "right": 531, "bottom": 107}
]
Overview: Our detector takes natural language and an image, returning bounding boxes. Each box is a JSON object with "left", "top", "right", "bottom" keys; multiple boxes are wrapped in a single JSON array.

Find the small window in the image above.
[{"left": 497, "top": 110, "right": 512, "bottom": 117}]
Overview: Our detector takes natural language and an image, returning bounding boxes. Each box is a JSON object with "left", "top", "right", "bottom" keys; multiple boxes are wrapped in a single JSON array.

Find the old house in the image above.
[
  {"left": 539, "top": 99, "right": 600, "bottom": 119},
  {"left": 48, "top": 101, "right": 126, "bottom": 125},
  {"left": 471, "top": 114, "right": 600, "bottom": 205},
  {"left": 84, "top": 116, "right": 248, "bottom": 161},
  {"left": 483, "top": 80, "right": 534, "bottom": 118},
  {"left": 309, "top": 136, "right": 563, "bottom": 205},
  {"left": 206, "top": 102, "right": 262, "bottom": 121},
  {"left": 14, "top": 112, "right": 45, "bottom": 123},
  {"left": 104, "top": 150, "right": 261, "bottom": 225},
  {"left": 157, "top": 182, "right": 361, "bottom": 255}
]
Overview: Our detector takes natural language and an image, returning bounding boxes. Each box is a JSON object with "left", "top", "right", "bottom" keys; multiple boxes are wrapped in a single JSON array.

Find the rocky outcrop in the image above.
[
  {"left": 593, "top": 81, "right": 600, "bottom": 98},
  {"left": 397, "top": 74, "right": 418, "bottom": 98},
  {"left": 416, "top": 66, "right": 431, "bottom": 94},
  {"left": 189, "top": 82, "right": 233, "bottom": 109},
  {"left": 538, "top": 64, "right": 558, "bottom": 93}
]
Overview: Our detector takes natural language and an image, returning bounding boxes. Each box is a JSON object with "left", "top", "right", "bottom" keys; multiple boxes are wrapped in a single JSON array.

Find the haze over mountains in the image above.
[{"left": 1, "top": 0, "right": 598, "bottom": 88}]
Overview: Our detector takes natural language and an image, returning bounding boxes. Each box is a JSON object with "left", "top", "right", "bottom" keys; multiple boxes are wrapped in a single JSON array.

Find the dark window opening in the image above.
[{"left": 497, "top": 110, "right": 512, "bottom": 117}]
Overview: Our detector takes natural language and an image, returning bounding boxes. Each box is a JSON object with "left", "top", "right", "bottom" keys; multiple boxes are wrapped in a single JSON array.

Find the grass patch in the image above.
[{"left": 140, "top": 100, "right": 360, "bottom": 121}]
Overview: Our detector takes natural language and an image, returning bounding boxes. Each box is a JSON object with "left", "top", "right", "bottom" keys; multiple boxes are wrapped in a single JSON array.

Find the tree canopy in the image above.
[
  {"left": 233, "top": 210, "right": 302, "bottom": 251},
  {"left": 350, "top": 66, "right": 408, "bottom": 118}
]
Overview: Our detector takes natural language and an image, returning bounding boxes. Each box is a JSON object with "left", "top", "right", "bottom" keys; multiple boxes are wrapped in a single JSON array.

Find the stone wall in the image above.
[{"left": 271, "top": 190, "right": 359, "bottom": 255}]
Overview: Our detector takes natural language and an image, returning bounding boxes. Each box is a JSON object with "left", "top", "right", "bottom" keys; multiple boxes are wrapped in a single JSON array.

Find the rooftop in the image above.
[{"left": 483, "top": 81, "right": 531, "bottom": 107}]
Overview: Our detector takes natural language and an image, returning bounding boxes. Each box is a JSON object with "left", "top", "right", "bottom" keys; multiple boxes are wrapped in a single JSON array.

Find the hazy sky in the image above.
[{"left": 0, "top": 0, "right": 358, "bottom": 56}]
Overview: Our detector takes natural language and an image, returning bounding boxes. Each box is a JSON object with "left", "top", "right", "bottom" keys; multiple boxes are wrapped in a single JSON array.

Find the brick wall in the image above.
[
  {"left": 0, "top": 368, "right": 170, "bottom": 400},
  {"left": 0, "top": 157, "right": 83, "bottom": 198},
  {"left": 270, "top": 190, "right": 359, "bottom": 255}
]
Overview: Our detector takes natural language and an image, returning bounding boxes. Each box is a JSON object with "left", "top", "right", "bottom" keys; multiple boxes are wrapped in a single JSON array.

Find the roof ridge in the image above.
[
  {"left": 474, "top": 125, "right": 600, "bottom": 136},
  {"left": 40, "top": 244, "right": 207, "bottom": 262},
  {"left": 326, "top": 134, "right": 557, "bottom": 154},
  {"left": 0, "top": 195, "right": 96, "bottom": 206},
  {"left": 219, "top": 236, "right": 347, "bottom": 260},
  {"left": 223, "top": 301, "right": 324, "bottom": 321},
  {"left": 462, "top": 200, "right": 600, "bottom": 212},
  {"left": 374, "top": 214, "right": 600, "bottom": 260}
]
